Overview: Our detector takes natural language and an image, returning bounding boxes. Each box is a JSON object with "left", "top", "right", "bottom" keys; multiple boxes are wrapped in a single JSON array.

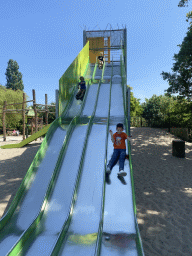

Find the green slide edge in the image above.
[
  {"left": 101, "top": 60, "right": 106, "bottom": 83},
  {"left": 0, "top": 124, "right": 51, "bottom": 149},
  {"left": 92, "top": 64, "right": 97, "bottom": 82},
  {"left": 120, "top": 55, "right": 145, "bottom": 255}
]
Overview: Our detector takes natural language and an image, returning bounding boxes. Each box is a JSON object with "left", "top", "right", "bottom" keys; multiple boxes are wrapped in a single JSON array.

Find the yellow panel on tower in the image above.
[{"left": 87, "top": 37, "right": 104, "bottom": 63}]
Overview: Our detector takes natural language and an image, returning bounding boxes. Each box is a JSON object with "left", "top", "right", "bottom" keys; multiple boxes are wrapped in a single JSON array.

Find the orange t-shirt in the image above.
[{"left": 113, "top": 132, "right": 128, "bottom": 149}]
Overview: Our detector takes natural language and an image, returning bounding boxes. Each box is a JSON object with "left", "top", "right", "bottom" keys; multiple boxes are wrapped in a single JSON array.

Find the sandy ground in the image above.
[
  {"left": 0, "top": 129, "right": 192, "bottom": 255},
  {"left": 130, "top": 128, "right": 192, "bottom": 256},
  {"left": 0, "top": 136, "right": 42, "bottom": 219}
]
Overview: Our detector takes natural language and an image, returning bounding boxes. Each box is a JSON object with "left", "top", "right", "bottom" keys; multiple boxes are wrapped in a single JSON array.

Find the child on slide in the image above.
[
  {"left": 97, "top": 52, "right": 105, "bottom": 69},
  {"left": 106, "top": 123, "right": 133, "bottom": 177},
  {"left": 76, "top": 76, "right": 86, "bottom": 101}
]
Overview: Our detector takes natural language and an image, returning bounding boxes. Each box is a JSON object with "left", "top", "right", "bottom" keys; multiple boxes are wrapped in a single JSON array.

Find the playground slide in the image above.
[
  {"left": 0, "top": 61, "right": 144, "bottom": 255},
  {"left": 0, "top": 124, "right": 51, "bottom": 149}
]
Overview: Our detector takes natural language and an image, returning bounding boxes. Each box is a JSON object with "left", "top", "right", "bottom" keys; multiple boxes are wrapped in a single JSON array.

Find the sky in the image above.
[{"left": 0, "top": 0, "right": 192, "bottom": 106}]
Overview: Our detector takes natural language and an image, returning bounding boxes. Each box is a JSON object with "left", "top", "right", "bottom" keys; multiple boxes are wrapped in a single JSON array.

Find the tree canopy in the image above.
[
  {"left": 140, "top": 93, "right": 192, "bottom": 128},
  {"left": 36, "top": 103, "right": 56, "bottom": 124},
  {"left": 161, "top": 27, "right": 192, "bottom": 101},
  {"left": 161, "top": 1, "right": 192, "bottom": 102},
  {"left": 0, "top": 84, "right": 5, "bottom": 90},
  {"left": 178, "top": 0, "right": 189, "bottom": 7},
  {"left": 126, "top": 85, "right": 144, "bottom": 117},
  {"left": 5, "top": 59, "right": 24, "bottom": 91},
  {"left": 0, "top": 88, "right": 28, "bottom": 129}
]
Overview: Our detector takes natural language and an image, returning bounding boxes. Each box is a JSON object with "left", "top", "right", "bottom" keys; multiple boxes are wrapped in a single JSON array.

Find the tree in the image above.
[
  {"left": 0, "top": 88, "right": 28, "bottom": 129},
  {"left": 161, "top": 0, "right": 192, "bottom": 101},
  {"left": 127, "top": 85, "right": 143, "bottom": 116},
  {"left": 35, "top": 103, "right": 56, "bottom": 124},
  {"left": 161, "top": 24, "right": 192, "bottom": 101},
  {"left": 178, "top": 0, "right": 189, "bottom": 7},
  {"left": 141, "top": 95, "right": 162, "bottom": 123},
  {"left": 0, "top": 84, "right": 5, "bottom": 90},
  {"left": 5, "top": 59, "right": 24, "bottom": 91},
  {"left": 140, "top": 94, "right": 192, "bottom": 128},
  {"left": 140, "top": 95, "right": 178, "bottom": 127}
]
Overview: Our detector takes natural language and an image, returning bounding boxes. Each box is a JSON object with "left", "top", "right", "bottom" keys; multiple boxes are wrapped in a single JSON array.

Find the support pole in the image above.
[
  {"left": 3, "top": 101, "right": 7, "bottom": 141},
  {"left": 55, "top": 89, "right": 59, "bottom": 119},
  {"left": 83, "top": 30, "right": 86, "bottom": 47},
  {"left": 33, "top": 89, "right": 38, "bottom": 133},
  {"left": 127, "top": 87, "right": 131, "bottom": 136},
  {"left": 22, "top": 93, "right": 26, "bottom": 140},
  {"left": 108, "top": 37, "right": 110, "bottom": 63},
  {"left": 124, "top": 26, "right": 127, "bottom": 76},
  {"left": 45, "top": 94, "right": 48, "bottom": 126}
]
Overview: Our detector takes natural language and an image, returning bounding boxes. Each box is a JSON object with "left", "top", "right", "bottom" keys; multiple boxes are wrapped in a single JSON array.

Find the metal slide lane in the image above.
[
  {"left": 50, "top": 66, "right": 110, "bottom": 255},
  {"left": 0, "top": 119, "right": 68, "bottom": 255},
  {"left": 100, "top": 63, "right": 138, "bottom": 256},
  {"left": 0, "top": 64, "right": 96, "bottom": 255},
  {"left": 6, "top": 79, "right": 102, "bottom": 254},
  {"left": 65, "top": 64, "right": 96, "bottom": 118}
]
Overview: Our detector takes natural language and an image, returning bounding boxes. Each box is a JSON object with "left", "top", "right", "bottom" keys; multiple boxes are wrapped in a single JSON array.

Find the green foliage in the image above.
[
  {"left": 177, "top": 0, "right": 192, "bottom": 33},
  {"left": 5, "top": 59, "right": 24, "bottom": 91},
  {"left": 138, "top": 0, "right": 192, "bottom": 128},
  {"left": 170, "top": 96, "right": 192, "bottom": 127},
  {"left": 127, "top": 85, "right": 143, "bottom": 117},
  {"left": 161, "top": 24, "right": 192, "bottom": 101},
  {"left": 0, "top": 88, "right": 29, "bottom": 129},
  {"left": 141, "top": 95, "right": 163, "bottom": 125},
  {"left": 140, "top": 94, "right": 192, "bottom": 128},
  {"left": 161, "top": 1, "right": 192, "bottom": 101},
  {"left": 130, "top": 94, "right": 143, "bottom": 116},
  {"left": 178, "top": 0, "right": 189, "bottom": 7},
  {"left": 0, "top": 84, "right": 5, "bottom": 89},
  {"left": 35, "top": 103, "right": 56, "bottom": 124}
]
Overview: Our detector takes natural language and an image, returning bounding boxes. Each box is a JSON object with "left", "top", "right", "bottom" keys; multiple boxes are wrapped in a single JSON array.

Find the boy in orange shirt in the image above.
[{"left": 106, "top": 123, "right": 132, "bottom": 177}]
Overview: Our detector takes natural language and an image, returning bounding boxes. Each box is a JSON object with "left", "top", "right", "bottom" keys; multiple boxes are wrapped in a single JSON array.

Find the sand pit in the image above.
[
  {"left": 0, "top": 129, "right": 192, "bottom": 255},
  {"left": 131, "top": 127, "right": 192, "bottom": 256}
]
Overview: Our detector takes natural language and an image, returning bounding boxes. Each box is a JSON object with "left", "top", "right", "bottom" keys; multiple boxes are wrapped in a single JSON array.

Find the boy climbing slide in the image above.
[{"left": 106, "top": 123, "right": 133, "bottom": 177}]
